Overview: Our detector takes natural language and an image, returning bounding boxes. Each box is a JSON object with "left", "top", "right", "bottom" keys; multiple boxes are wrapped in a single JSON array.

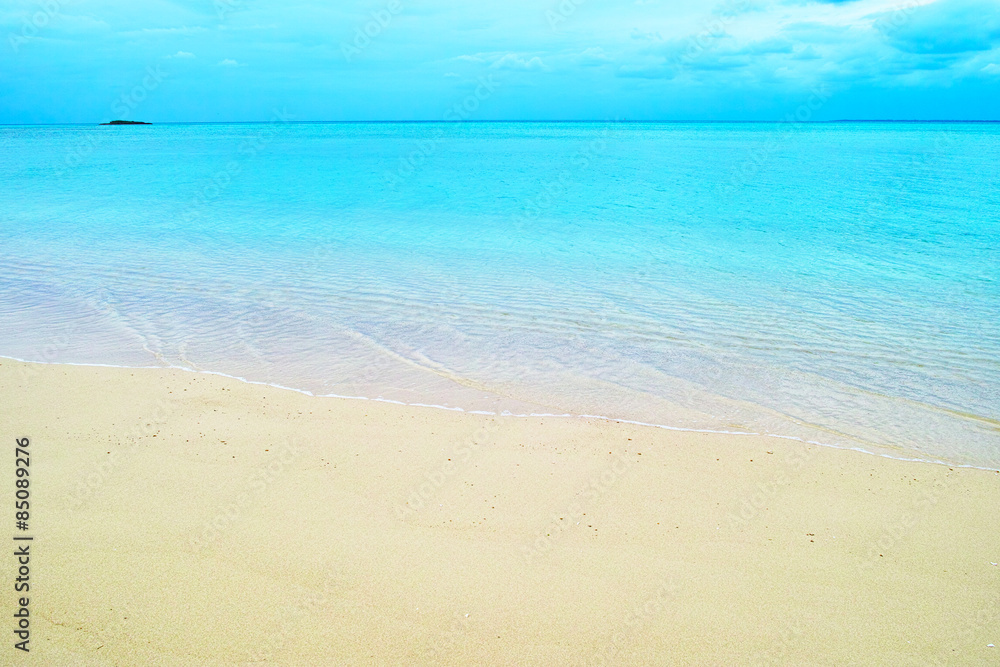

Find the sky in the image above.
[{"left": 0, "top": 0, "right": 998, "bottom": 123}]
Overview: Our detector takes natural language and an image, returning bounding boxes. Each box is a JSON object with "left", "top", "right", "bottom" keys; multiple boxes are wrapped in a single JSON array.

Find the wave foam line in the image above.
[{"left": 3, "top": 354, "right": 997, "bottom": 473}]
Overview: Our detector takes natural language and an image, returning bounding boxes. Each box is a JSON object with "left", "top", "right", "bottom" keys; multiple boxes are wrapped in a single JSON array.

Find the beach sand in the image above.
[{"left": 1, "top": 357, "right": 997, "bottom": 665}]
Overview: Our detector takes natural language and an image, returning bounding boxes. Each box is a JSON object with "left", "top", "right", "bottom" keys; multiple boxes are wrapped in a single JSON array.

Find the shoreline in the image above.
[
  {"left": 2, "top": 357, "right": 999, "bottom": 664},
  {"left": 3, "top": 354, "right": 995, "bottom": 473}
]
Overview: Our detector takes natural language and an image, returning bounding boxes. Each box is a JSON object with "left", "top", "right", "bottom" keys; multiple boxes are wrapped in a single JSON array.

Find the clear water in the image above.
[{"left": 1, "top": 122, "right": 998, "bottom": 467}]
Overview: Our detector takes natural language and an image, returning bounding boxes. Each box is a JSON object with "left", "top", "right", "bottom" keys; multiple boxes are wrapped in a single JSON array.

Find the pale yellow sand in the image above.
[{"left": 1, "top": 358, "right": 998, "bottom": 666}]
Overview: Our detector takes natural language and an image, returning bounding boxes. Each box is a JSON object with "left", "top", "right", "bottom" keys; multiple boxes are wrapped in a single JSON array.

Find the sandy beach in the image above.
[{"left": 1, "top": 357, "right": 997, "bottom": 665}]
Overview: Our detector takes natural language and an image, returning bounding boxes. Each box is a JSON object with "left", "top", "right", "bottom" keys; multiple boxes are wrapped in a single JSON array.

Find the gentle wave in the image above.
[
  {"left": 4, "top": 354, "right": 997, "bottom": 473},
  {"left": 2, "top": 122, "right": 998, "bottom": 469}
]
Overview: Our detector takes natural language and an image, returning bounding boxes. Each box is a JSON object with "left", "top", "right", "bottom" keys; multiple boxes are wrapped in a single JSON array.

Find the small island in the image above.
[{"left": 100, "top": 120, "right": 151, "bottom": 125}]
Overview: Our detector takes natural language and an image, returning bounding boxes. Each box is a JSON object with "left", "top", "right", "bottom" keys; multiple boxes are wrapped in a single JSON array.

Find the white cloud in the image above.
[
  {"left": 121, "top": 26, "right": 207, "bottom": 36},
  {"left": 576, "top": 47, "right": 612, "bottom": 65},
  {"left": 491, "top": 53, "right": 548, "bottom": 71},
  {"left": 2, "top": 0, "right": 997, "bottom": 122},
  {"left": 218, "top": 24, "right": 281, "bottom": 32}
]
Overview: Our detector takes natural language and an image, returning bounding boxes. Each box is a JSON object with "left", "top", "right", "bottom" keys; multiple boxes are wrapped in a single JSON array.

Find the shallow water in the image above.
[{"left": 1, "top": 122, "right": 998, "bottom": 466}]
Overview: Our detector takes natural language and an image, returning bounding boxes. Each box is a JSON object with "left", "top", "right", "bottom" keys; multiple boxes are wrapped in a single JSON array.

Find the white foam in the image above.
[{"left": 4, "top": 354, "right": 997, "bottom": 473}]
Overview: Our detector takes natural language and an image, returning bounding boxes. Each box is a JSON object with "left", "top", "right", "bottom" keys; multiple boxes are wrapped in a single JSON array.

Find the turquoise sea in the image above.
[{"left": 1, "top": 122, "right": 998, "bottom": 467}]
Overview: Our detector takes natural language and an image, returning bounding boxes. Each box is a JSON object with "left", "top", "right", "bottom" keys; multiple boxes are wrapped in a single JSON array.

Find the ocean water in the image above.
[{"left": 1, "top": 122, "right": 998, "bottom": 467}]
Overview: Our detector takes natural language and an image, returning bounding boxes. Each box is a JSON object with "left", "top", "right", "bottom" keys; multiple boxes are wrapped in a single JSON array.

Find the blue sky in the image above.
[{"left": 1, "top": 0, "right": 998, "bottom": 122}]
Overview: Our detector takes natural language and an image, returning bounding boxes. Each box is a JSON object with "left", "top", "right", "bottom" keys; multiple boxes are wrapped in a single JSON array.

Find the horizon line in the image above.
[{"left": 2, "top": 119, "right": 1000, "bottom": 126}]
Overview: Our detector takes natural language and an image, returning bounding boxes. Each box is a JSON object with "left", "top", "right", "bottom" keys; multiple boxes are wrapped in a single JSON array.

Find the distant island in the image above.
[{"left": 100, "top": 120, "right": 151, "bottom": 125}]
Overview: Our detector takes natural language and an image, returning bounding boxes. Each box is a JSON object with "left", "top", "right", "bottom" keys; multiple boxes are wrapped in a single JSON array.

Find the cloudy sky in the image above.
[{"left": 1, "top": 0, "right": 998, "bottom": 122}]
